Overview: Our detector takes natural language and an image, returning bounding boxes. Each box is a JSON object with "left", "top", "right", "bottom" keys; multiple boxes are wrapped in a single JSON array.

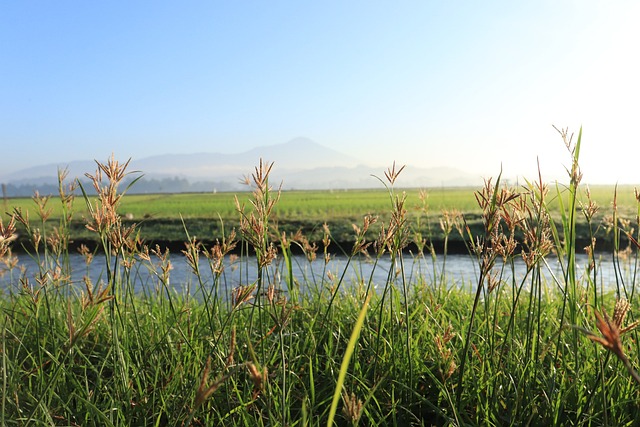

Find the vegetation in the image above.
[
  {"left": 2, "top": 178, "right": 639, "bottom": 252},
  {"left": 2, "top": 129, "right": 640, "bottom": 425}
]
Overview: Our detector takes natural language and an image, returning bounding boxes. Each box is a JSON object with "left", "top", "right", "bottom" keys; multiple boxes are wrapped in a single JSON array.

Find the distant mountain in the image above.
[
  {"left": 3, "top": 138, "right": 356, "bottom": 182},
  {"left": 1, "top": 138, "right": 480, "bottom": 195},
  {"left": 2, "top": 160, "right": 98, "bottom": 184},
  {"left": 130, "top": 137, "right": 359, "bottom": 179},
  {"left": 272, "top": 165, "right": 480, "bottom": 189}
]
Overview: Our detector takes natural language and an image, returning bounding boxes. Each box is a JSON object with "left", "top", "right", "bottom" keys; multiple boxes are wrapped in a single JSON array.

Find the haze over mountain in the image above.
[{"left": 2, "top": 138, "right": 481, "bottom": 195}]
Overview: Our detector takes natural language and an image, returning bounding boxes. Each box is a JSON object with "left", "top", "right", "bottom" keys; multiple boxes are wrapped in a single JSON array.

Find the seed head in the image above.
[
  {"left": 194, "top": 356, "right": 226, "bottom": 409},
  {"left": 341, "top": 391, "right": 364, "bottom": 423},
  {"left": 587, "top": 298, "right": 639, "bottom": 361}
]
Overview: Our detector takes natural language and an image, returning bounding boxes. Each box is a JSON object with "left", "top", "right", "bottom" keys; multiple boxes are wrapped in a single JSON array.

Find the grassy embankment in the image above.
[{"left": 2, "top": 129, "right": 640, "bottom": 425}]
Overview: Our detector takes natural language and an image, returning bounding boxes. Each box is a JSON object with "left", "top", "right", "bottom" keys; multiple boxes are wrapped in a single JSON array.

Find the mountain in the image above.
[
  {"left": 1, "top": 138, "right": 480, "bottom": 195},
  {"left": 276, "top": 165, "right": 480, "bottom": 189}
]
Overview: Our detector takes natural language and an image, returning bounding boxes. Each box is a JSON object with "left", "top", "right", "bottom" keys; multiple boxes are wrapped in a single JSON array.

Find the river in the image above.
[{"left": 1, "top": 252, "right": 638, "bottom": 297}]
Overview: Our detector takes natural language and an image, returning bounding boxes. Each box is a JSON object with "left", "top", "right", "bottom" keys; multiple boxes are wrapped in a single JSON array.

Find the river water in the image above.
[{"left": 1, "top": 252, "right": 639, "bottom": 297}]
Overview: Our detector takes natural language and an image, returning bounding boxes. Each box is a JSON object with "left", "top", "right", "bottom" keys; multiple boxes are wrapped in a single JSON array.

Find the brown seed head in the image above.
[
  {"left": 0, "top": 216, "right": 17, "bottom": 258},
  {"left": 588, "top": 298, "right": 639, "bottom": 361},
  {"left": 341, "top": 391, "right": 364, "bottom": 423},
  {"left": 194, "top": 356, "right": 225, "bottom": 409},
  {"left": 383, "top": 161, "right": 406, "bottom": 186}
]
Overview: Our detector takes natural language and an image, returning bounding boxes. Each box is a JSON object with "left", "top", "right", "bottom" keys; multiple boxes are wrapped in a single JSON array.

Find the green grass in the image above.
[
  {"left": 3, "top": 252, "right": 640, "bottom": 426},
  {"left": 4, "top": 185, "right": 639, "bottom": 222},
  {"left": 3, "top": 269, "right": 638, "bottom": 426},
  {"left": 2, "top": 137, "right": 640, "bottom": 426},
  {"left": 2, "top": 187, "right": 480, "bottom": 221},
  {"left": 3, "top": 185, "right": 640, "bottom": 250}
]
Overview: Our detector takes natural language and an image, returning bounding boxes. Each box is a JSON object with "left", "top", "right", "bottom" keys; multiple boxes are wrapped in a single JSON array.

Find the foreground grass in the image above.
[
  {"left": 3, "top": 268, "right": 639, "bottom": 426},
  {"left": 2, "top": 130, "right": 640, "bottom": 426}
]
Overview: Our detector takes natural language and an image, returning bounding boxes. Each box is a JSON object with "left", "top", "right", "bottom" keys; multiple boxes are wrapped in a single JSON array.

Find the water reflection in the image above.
[{"left": 1, "top": 252, "right": 638, "bottom": 297}]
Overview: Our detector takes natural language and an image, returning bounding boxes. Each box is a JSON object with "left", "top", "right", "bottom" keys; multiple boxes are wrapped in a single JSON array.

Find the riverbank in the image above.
[{"left": 6, "top": 215, "right": 634, "bottom": 256}]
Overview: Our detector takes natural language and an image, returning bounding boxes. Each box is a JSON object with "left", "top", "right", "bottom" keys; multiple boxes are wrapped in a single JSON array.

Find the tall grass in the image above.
[{"left": 2, "top": 130, "right": 640, "bottom": 425}]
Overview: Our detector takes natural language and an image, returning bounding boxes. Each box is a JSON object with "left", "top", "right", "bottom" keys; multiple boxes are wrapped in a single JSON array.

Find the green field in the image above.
[
  {"left": 4, "top": 185, "right": 639, "bottom": 221},
  {"left": 2, "top": 187, "right": 479, "bottom": 221},
  {"left": 3, "top": 184, "right": 639, "bottom": 252}
]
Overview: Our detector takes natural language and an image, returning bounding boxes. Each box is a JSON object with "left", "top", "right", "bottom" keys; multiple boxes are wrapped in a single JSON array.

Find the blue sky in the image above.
[{"left": 2, "top": 1, "right": 639, "bottom": 184}]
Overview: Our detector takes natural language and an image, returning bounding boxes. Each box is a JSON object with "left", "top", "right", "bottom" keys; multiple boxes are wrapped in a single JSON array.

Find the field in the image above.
[
  {"left": 4, "top": 184, "right": 639, "bottom": 221},
  {"left": 3, "top": 187, "right": 480, "bottom": 222},
  {"left": 3, "top": 184, "right": 639, "bottom": 252},
  {"left": 3, "top": 133, "right": 640, "bottom": 426}
]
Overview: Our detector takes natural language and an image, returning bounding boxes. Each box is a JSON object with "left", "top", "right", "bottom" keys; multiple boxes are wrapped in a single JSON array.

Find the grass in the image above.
[
  {"left": 2, "top": 131, "right": 640, "bottom": 426},
  {"left": 2, "top": 187, "right": 483, "bottom": 221},
  {"left": 3, "top": 184, "right": 639, "bottom": 253},
  {"left": 4, "top": 184, "right": 639, "bottom": 222}
]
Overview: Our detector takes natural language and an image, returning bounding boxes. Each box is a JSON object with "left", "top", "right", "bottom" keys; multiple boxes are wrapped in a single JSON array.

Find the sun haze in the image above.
[{"left": 1, "top": 1, "right": 638, "bottom": 184}]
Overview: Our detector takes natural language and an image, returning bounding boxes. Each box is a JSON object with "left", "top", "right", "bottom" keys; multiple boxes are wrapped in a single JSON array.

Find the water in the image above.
[{"left": 1, "top": 251, "right": 638, "bottom": 297}]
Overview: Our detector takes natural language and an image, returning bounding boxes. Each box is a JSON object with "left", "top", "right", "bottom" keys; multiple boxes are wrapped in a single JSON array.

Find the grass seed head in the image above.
[
  {"left": 341, "top": 391, "right": 364, "bottom": 423},
  {"left": 194, "top": 356, "right": 225, "bottom": 409},
  {"left": 247, "top": 362, "right": 267, "bottom": 397},
  {"left": 384, "top": 161, "right": 406, "bottom": 186},
  {"left": 32, "top": 191, "right": 53, "bottom": 222},
  {"left": 0, "top": 248, "right": 19, "bottom": 275},
  {"left": 232, "top": 284, "right": 256, "bottom": 308},
  {"left": 0, "top": 215, "right": 17, "bottom": 258},
  {"left": 587, "top": 298, "right": 639, "bottom": 361}
]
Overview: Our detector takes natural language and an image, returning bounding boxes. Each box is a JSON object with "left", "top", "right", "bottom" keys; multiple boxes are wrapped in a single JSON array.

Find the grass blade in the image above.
[{"left": 326, "top": 293, "right": 371, "bottom": 427}]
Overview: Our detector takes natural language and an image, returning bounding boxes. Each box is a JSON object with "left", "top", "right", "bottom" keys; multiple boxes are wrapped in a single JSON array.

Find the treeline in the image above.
[{"left": 1, "top": 176, "right": 242, "bottom": 197}]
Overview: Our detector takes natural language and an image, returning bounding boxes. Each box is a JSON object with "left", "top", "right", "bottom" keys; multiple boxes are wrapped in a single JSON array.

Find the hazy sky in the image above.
[{"left": 2, "top": 1, "right": 639, "bottom": 184}]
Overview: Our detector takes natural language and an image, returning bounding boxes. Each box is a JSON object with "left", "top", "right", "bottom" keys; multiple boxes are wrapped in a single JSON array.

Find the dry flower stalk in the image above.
[
  {"left": 182, "top": 237, "right": 202, "bottom": 276},
  {"left": 235, "top": 158, "right": 281, "bottom": 269},
  {"left": 435, "top": 324, "right": 457, "bottom": 380},
  {"left": 66, "top": 300, "right": 107, "bottom": 350},
  {"left": 247, "top": 362, "right": 268, "bottom": 398},
  {"left": 554, "top": 125, "right": 583, "bottom": 187},
  {"left": 384, "top": 161, "right": 406, "bottom": 186},
  {"left": 78, "top": 244, "right": 94, "bottom": 266},
  {"left": 204, "top": 230, "right": 237, "bottom": 275},
  {"left": 84, "top": 156, "right": 140, "bottom": 256},
  {"left": 0, "top": 215, "right": 17, "bottom": 258},
  {"left": 351, "top": 215, "right": 377, "bottom": 256},
  {"left": 194, "top": 356, "right": 227, "bottom": 409},
  {"left": 0, "top": 247, "right": 19, "bottom": 278},
  {"left": 150, "top": 245, "right": 173, "bottom": 283},
  {"left": 322, "top": 223, "right": 332, "bottom": 264},
  {"left": 582, "top": 298, "right": 640, "bottom": 385},
  {"left": 82, "top": 276, "right": 114, "bottom": 309},
  {"left": 193, "top": 328, "right": 236, "bottom": 414},
  {"left": 232, "top": 284, "right": 256, "bottom": 308},
  {"left": 468, "top": 177, "right": 521, "bottom": 285}
]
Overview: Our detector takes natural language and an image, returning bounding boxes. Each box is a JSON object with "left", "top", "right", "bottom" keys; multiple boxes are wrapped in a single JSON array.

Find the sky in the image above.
[{"left": 2, "top": 1, "right": 639, "bottom": 184}]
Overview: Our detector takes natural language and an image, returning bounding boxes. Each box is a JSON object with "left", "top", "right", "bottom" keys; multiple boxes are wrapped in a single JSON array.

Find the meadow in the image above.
[
  {"left": 3, "top": 181, "right": 638, "bottom": 252},
  {"left": 2, "top": 129, "right": 640, "bottom": 426}
]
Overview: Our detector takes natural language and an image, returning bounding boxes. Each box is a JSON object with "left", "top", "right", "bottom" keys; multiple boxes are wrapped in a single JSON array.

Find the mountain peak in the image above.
[{"left": 280, "top": 137, "right": 322, "bottom": 149}]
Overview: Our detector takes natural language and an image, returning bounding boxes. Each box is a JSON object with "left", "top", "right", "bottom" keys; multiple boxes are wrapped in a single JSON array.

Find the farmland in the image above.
[{"left": 3, "top": 184, "right": 639, "bottom": 253}]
